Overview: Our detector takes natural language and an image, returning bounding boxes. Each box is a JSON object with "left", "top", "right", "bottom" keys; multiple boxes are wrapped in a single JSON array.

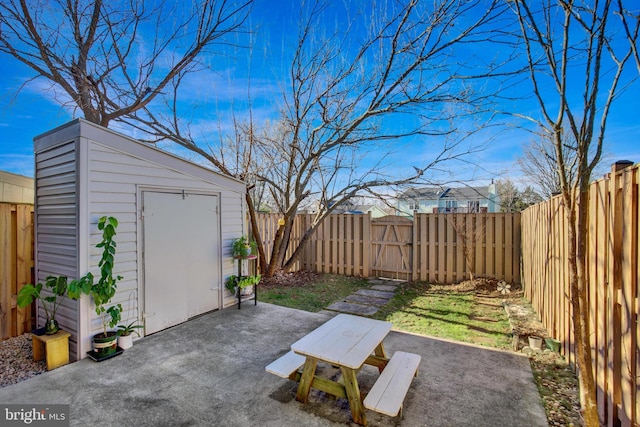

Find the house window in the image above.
[
  {"left": 444, "top": 200, "right": 457, "bottom": 213},
  {"left": 467, "top": 201, "right": 480, "bottom": 213}
]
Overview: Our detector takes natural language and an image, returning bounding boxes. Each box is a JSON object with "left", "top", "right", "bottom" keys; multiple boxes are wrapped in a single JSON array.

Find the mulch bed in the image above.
[{"left": 259, "top": 270, "right": 321, "bottom": 290}]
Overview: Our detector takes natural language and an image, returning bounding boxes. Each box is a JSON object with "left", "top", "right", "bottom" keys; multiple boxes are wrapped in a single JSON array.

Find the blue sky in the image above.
[{"left": 1, "top": 1, "right": 638, "bottom": 188}]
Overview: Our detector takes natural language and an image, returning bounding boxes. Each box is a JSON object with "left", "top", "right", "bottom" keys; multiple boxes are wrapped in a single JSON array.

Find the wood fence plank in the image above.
[
  {"left": 15, "top": 204, "right": 33, "bottom": 335},
  {"left": 445, "top": 217, "right": 454, "bottom": 283},
  {"left": 413, "top": 214, "right": 429, "bottom": 282},
  {"left": 636, "top": 169, "right": 640, "bottom": 427},
  {"left": 620, "top": 170, "right": 637, "bottom": 426},
  {"left": 486, "top": 216, "right": 494, "bottom": 279},
  {"left": 609, "top": 169, "right": 623, "bottom": 426},
  {"left": 513, "top": 213, "right": 521, "bottom": 283},
  {"left": 595, "top": 179, "right": 609, "bottom": 421},
  {"left": 428, "top": 215, "right": 437, "bottom": 282},
  {"left": 475, "top": 213, "right": 485, "bottom": 279},
  {"left": 362, "top": 214, "right": 370, "bottom": 277},
  {"left": 504, "top": 214, "right": 513, "bottom": 282},
  {"left": 0, "top": 204, "right": 11, "bottom": 340}
]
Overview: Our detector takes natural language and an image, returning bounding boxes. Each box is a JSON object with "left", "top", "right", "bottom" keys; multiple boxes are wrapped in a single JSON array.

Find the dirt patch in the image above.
[{"left": 259, "top": 270, "right": 321, "bottom": 290}]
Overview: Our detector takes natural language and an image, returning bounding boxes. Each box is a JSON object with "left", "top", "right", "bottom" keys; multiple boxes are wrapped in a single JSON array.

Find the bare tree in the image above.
[
  {"left": 495, "top": 179, "right": 521, "bottom": 212},
  {"left": 134, "top": 0, "right": 516, "bottom": 277},
  {"left": 517, "top": 131, "right": 577, "bottom": 198},
  {"left": 510, "top": 1, "right": 638, "bottom": 425},
  {"left": 496, "top": 179, "right": 543, "bottom": 212},
  {"left": 447, "top": 214, "right": 485, "bottom": 281},
  {"left": 0, "top": 0, "right": 253, "bottom": 127}
]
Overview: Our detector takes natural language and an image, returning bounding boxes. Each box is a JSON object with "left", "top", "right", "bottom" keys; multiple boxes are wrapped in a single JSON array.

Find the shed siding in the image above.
[
  {"left": 34, "top": 140, "right": 81, "bottom": 357},
  {"left": 81, "top": 138, "right": 244, "bottom": 347},
  {"left": 34, "top": 119, "right": 247, "bottom": 360}
]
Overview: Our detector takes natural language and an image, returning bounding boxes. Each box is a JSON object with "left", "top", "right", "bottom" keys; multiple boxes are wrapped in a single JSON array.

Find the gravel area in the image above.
[{"left": 0, "top": 333, "right": 46, "bottom": 388}]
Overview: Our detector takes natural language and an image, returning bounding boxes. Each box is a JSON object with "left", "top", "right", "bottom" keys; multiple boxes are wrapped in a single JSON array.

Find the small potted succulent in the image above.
[
  {"left": 231, "top": 236, "right": 256, "bottom": 258},
  {"left": 117, "top": 321, "right": 143, "bottom": 350}
]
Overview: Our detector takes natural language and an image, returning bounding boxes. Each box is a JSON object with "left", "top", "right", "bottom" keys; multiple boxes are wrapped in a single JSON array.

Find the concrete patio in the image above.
[{"left": 0, "top": 303, "right": 548, "bottom": 426}]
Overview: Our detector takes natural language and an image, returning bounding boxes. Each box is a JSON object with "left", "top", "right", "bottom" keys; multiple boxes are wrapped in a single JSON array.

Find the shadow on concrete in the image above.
[{"left": 0, "top": 303, "right": 548, "bottom": 427}]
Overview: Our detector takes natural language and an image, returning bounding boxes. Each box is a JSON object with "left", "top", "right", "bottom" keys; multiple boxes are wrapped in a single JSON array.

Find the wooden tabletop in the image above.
[{"left": 291, "top": 314, "right": 392, "bottom": 369}]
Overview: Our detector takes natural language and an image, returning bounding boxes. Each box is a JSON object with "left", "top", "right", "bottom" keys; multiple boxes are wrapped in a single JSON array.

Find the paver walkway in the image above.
[{"left": 325, "top": 278, "right": 404, "bottom": 316}]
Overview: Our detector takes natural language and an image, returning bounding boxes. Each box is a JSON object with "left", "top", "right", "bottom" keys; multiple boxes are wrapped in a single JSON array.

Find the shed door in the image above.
[{"left": 143, "top": 191, "right": 220, "bottom": 335}]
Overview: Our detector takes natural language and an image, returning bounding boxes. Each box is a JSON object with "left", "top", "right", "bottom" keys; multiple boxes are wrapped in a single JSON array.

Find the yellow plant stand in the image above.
[{"left": 32, "top": 330, "right": 71, "bottom": 370}]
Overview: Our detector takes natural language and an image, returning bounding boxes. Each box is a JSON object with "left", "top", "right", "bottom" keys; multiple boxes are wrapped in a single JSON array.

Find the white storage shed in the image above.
[{"left": 34, "top": 119, "right": 247, "bottom": 360}]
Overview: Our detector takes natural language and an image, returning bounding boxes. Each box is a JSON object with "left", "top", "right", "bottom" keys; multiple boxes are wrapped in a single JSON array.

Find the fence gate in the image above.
[{"left": 370, "top": 216, "right": 413, "bottom": 280}]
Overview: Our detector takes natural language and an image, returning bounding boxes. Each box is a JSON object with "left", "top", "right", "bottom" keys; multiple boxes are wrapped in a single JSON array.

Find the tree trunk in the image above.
[
  {"left": 566, "top": 185, "right": 600, "bottom": 427},
  {"left": 246, "top": 193, "right": 267, "bottom": 273},
  {"left": 282, "top": 225, "right": 317, "bottom": 272}
]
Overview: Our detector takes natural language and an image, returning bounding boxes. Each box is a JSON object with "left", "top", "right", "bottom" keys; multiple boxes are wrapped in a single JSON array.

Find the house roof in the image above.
[{"left": 399, "top": 186, "right": 492, "bottom": 200}]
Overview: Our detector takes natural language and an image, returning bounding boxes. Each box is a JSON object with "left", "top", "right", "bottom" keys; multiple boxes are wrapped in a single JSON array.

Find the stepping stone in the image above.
[
  {"left": 326, "top": 301, "right": 380, "bottom": 316},
  {"left": 367, "top": 279, "right": 392, "bottom": 286},
  {"left": 370, "top": 284, "right": 398, "bottom": 292},
  {"left": 345, "top": 294, "right": 389, "bottom": 307},
  {"left": 356, "top": 289, "right": 395, "bottom": 300},
  {"left": 368, "top": 278, "right": 406, "bottom": 286}
]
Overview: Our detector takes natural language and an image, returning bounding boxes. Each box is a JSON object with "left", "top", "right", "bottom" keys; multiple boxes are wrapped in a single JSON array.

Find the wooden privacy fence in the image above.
[
  {"left": 521, "top": 162, "right": 639, "bottom": 427},
  {"left": 255, "top": 212, "right": 520, "bottom": 283},
  {"left": 0, "top": 203, "right": 34, "bottom": 340}
]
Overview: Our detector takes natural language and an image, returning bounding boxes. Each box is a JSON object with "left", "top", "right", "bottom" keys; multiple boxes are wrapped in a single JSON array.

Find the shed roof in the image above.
[{"left": 34, "top": 118, "right": 245, "bottom": 192}]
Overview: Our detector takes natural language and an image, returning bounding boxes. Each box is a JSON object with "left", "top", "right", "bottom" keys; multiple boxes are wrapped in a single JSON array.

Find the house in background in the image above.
[
  {"left": 333, "top": 204, "right": 388, "bottom": 218},
  {"left": 396, "top": 184, "right": 500, "bottom": 216},
  {"left": 0, "top": 170, "right": 34, "bottom": 204}
]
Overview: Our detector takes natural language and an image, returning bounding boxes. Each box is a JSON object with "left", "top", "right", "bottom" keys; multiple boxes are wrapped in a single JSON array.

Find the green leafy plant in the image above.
[
  {"left": 117, "top": 321, "right": 143, "bottom": 337},
  {"left": 68, "top": 216, "right": 123, "bottom": 337},
  {"left": 231, "top": 236, "right": 256, "bottom": 257},
  {"left": 17, "top": 275, "right": 74, "bottom": 333},
  {"left": 225, "top": 274, "right": 261, "bottom": 293}
]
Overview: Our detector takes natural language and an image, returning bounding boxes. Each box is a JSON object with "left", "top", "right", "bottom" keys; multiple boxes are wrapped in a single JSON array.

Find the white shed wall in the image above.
[
  {"left": 34, "top": 119, "right": 247, "bottom": 360},
  {"left": 34, "top": 140, "right": 82, "bottom": 357}
]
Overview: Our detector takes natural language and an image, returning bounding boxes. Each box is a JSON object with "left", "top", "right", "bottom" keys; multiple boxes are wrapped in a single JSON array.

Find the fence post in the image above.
[{"left": 362, "top": 213, "right": 371, "bottom": 278}]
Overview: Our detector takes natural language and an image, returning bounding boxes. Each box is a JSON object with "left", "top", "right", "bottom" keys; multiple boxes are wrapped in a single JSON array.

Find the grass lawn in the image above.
[
  {"left": 371, "top": 281, "right": 512, "bottom": 350},
  {"left": 259, "top": 274, "right": 370, "bottom": 313}
]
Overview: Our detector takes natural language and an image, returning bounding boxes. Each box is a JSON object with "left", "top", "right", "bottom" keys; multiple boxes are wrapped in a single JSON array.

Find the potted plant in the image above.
[
  {"left": 528, "top": 335, "right": 543, "bottom": 351},
  {"left": 231, "top": 236, "right": 256, "bottom": 258},
  {"left": 69, "top": 216, "right": 123, "bottom": 358},
  {"left": 225, "top": 273, "right": 261, "bottom": 297},
  {"left": 117, "top": 321, "right": 143, "bottom": 350},
  {"left": 17, "top": 275, "right": 74, "bottom": 335}
]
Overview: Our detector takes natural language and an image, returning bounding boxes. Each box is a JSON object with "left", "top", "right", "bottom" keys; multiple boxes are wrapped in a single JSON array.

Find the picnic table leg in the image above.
[
  {"left": 374, "top": 342, "right": 388, "bottom": 373},
  {"left": 340, "top": 367, "right": 367, "bottom": 426},
  {"left": 295, "top": 357, "right": 317, "bottom": 403}
]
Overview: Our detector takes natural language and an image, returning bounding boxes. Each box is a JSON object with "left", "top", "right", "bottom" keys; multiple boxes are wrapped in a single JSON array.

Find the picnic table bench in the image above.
[{"left": 265, "top": 314, "right": 421, "bottom": 425}]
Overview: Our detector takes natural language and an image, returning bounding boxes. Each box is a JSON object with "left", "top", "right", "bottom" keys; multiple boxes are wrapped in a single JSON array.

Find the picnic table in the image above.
[
  {"left": 292, "top": 314, "right": 390, "bottom": 424},
  {"left": 266, "top": 313, "right": 421, "bottom": 426}
]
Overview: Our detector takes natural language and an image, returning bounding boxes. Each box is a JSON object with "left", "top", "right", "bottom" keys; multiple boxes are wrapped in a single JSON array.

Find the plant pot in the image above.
[
  {"left": 118, "top": 334, "right": 133, "bottom": 350},
  {"left": 528, "top": 335, "right": 543, "bottom": 350},
  {"left": 93, "top": 331, "right": 118, "bottom": 356},
  {"left": 44, "top": 319, "right": 59, "bottom": 335},
  {"left": 239, "top": 285, "right": 254, "bottom": 297},
  {"left": 238, "top": 245, "right": 252, "bottom": 257}
]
